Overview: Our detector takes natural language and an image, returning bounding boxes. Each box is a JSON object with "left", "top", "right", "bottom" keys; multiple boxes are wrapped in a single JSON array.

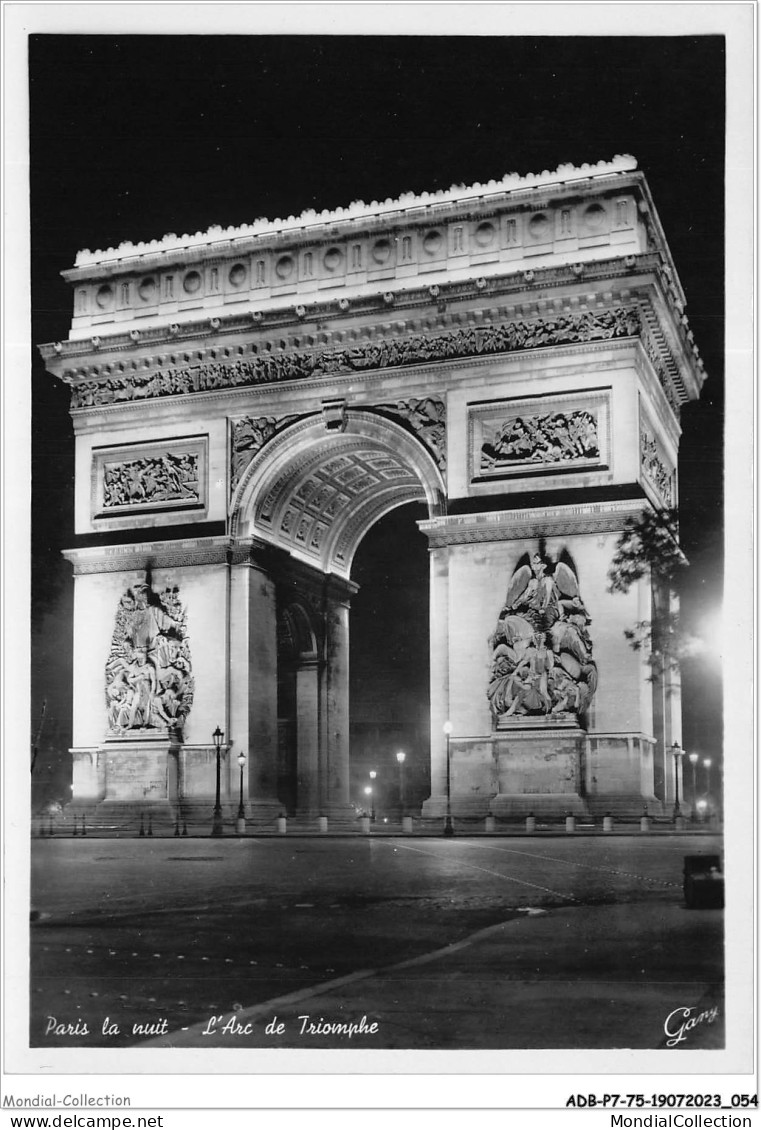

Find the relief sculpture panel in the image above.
[
  {"left": 92, "top": 437, "right": 207, "bottom": 521},
  {"left": 487, "top": 550, "right": 598, "bottom": 723},
  {"left": 639, "top": 409, "right": 675, "bottom": 506},
  {"left": 470, "top": 391, "right": 609, "bottom": 483},
  {"left": 103, "top": 452, "right": 200, "bottom": 508},
  {"left": 105, "top": 582, "right": 194, "bottom": 735},
  {"left": 480, "top": 409, "right": 599, "bottom": 474}
]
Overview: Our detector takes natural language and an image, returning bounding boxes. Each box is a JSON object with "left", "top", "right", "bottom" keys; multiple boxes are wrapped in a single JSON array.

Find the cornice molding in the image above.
[
  {"left": 41, "top": 254, "right": 688, "bottom": 364},
  {"left": 418, "top": 499, "right": 648, "bottom": 546},
  {"left": 61, "top": 536, "right": 292, "bottom": 575}
]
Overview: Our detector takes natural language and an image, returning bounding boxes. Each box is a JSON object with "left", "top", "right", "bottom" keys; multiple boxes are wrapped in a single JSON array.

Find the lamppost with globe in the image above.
[
  {"left": 671, "top": 741, "right": 684, "bottom": 823},
  {"left": 703, "top": 757, "right": 713, "bottom": 813},
  {"left": 368, "top": 770, "right": 377, "bottom": 822},
  {"left": 443, "top": 721, "right": 454, "bottom": 837},
  {"left": 688, "top": 752, "right": 699, "bottom": 821},
  {"left": 396, "top": 751, "right": 406, "bottom": 817},
  {"left": 236, "top": 751, "right": 247, "bottom": 835},
  {"left": 211, "top": 725, "right": 225, "bottom": 837}
]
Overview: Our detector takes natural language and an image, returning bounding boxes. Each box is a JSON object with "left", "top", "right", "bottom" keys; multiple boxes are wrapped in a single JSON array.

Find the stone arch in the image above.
[{"left": 230, "top": 409, "right": 446, "bottom": 578}]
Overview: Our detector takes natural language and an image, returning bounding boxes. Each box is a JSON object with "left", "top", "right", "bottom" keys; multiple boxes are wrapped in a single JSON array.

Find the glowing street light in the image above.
[
  {"left": 368, "top": 771, "right": 377, "bottom": 822},
  {"left": 688, "top": 752, "right": 699, "bottom": 821},
  {"left": 236, "top": 751, "right": 247, "bottom": 835},
  {"left": 396, "top": 750, "right": 406, "bottom": 816},
  {"left": 703, "top": 757, "right": 713, "bottom": 797}
]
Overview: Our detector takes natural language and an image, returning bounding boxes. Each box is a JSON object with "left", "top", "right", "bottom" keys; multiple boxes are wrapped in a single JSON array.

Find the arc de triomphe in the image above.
[{"left": 38, "top": 156, "right": 705, "bottom": 825}]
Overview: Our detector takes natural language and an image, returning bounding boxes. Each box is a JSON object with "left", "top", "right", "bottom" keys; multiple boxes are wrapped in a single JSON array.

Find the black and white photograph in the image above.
[{"left": 3, "top": 0, "right": 755, "bottom": 1113}]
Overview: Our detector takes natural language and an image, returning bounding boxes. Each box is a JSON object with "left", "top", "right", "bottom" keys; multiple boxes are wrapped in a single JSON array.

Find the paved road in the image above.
[{"left": 30, "top": 834, "right": 724, "bottom": 1049}]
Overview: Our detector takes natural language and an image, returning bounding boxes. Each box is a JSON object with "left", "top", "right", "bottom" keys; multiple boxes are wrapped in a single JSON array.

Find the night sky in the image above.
[{"left": 28, "top": 34, "right": 725, "bottom": 807}]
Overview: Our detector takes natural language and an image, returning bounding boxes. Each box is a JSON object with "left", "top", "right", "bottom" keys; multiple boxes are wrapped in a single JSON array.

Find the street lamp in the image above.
[
  {"left": 688, "top": 752, "right": 699, "bottom": 821},
  {"left": 369, "top": 771, "right": 377, "bottom": 822},
  {"left": 211, "top": 725, "right": 224, "bottom": 837},
  {"left": 443, "top": 721, "right": 454, "bottom": 837},
  {"left": 236, "top": 751, "right": 247, "bottom": 835},
  {"left": 396, "top": 751, "right": 406, "bottom": 817},
  {"left": 671, "top": 740, "right": 684, "bottom": 822},
  {"left": 703, "top": 757, "right": 713, "bottom": 795},
  {"left": 703, "top": 757, "right": 713, "bottom": 815}
]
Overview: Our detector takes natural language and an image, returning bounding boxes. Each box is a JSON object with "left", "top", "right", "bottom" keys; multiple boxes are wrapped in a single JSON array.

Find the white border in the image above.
[{"left": 3, "top": 0, "right": 756, "bottom": 1112}]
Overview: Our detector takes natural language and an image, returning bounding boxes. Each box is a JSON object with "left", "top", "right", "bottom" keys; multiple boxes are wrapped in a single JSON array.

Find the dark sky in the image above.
[{"left": 29, "top": 34, "right": 725, "bottom": 803}]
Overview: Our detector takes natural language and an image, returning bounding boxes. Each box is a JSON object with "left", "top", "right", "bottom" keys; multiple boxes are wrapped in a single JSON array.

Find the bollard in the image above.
[
  {"left": 182, "top": 820, "right": 188, "bottom": 837},
  {"left": 359, "top": 815, "right": 371, "bottom": 834},
  {"left": 148, "top": 814, "right": 153, "bottom": 837},
  {"left": 640, "top": 809, "right": 652, "bottom": 832},
  {"left": 139, "top": 814, "right": 145, "bottom": 837},
  {"left": 525, "top": 813, "right": 536, "bottom": 833},
  {"left": 81, "top": 815, "right": 87, "bottom": 837},
  {"left": 675, "top": 815, "right": 687, "bottom": 831},
  {"left": 603, "top": 814, "right": 614, "bottom": 833},
  {"left": 73, "top": 815, "right": 78, "bottom": 837},
  {"left": 174, "top": 817, "right": 180, "bottom": 837},
  {"left": 402, "top": 815, "right": 413, "bottom": 834},
  {"left": 318, "top": 816, "right": 328, "bottom": 834},
  {"left": 236, "top": 816, "right": 246, "bottom": 836},
  {"left": 485, "top": 815, "right": 496, "bottom": 833},
  {"left": 565, "top": 814, "right": 576, "bottom": 833},
  {"left": 276, "top": 815, "right": 287, "bottom": 835}
]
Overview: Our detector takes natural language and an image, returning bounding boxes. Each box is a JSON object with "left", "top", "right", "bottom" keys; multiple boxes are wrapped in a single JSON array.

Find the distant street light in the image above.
[
  {"left": 703, "top": 757, "right": 713, "bottom": 813},
  {"left": 671, "top": 741, "right": 684, "bottom": 822},
  {"left": 396, "top": 751, "right": 406, "bottom": 816},
  {"left": 688, "top": 752, "right": 699, "bottom": 822},
  {"left": 443, "top": 721, "right": 454, "bottom": 837},
  {"left": 236, "top": 751, "right": 247, "bottom": 835},
  {"left": 363, "top": 784, "right": 372, "bottom": 818},
  {"left": 211, "top": 725, "right": 224, "bottom": 837},
  {"left": 369, "top": 770, "right": 377, "bottom": 822}
]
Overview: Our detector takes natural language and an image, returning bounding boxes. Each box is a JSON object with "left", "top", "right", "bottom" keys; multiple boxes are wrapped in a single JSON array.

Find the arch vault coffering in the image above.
[{"left": 230, "top": 410, "right": 446, "bottom": 578}]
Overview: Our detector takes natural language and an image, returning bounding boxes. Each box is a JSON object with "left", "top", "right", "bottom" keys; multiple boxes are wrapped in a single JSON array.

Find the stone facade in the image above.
[{"left": 40, "top": 157, "right": 703, "bottom": 822}]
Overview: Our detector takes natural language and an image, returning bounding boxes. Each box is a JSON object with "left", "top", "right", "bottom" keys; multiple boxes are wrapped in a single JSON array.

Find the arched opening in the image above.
[
  {"left": 230, "top": 410, "right": 444, "bottom": 819},
  {"left": 349, "top": 502, "right": 431, "bottom": 818}
]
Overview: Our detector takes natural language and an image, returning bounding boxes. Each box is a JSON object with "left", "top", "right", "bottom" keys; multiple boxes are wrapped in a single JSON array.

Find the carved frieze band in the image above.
[
  {"left": 68, "top": 306, "right": 642, "bottom": 410},
  {"left": 469, "top": 390, "right": 610, "bottom": 482},
  {"left": 92, "top": 437, "right": 207, "bottom": 520},
  {"left": 639, "top": 405, "right": 675, "bottom": 506}
]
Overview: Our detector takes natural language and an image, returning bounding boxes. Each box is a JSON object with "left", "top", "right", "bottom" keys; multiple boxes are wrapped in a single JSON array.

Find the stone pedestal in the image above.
[
  {"left": 490, "top": 718, "right": 587, "bottom": 818},
  {"left": 79, "top": 730, "right": 181, "bottom": 827}
]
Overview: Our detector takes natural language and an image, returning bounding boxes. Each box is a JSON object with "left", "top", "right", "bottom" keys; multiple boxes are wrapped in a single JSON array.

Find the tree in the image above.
[{"left": 607, "top": 507, "right": 695, "bottom": 679}]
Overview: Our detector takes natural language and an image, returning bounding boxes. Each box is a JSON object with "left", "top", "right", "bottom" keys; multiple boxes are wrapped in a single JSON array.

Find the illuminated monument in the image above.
[{"left": 38, "top": 156, "right": 705, "bottom": 824}]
